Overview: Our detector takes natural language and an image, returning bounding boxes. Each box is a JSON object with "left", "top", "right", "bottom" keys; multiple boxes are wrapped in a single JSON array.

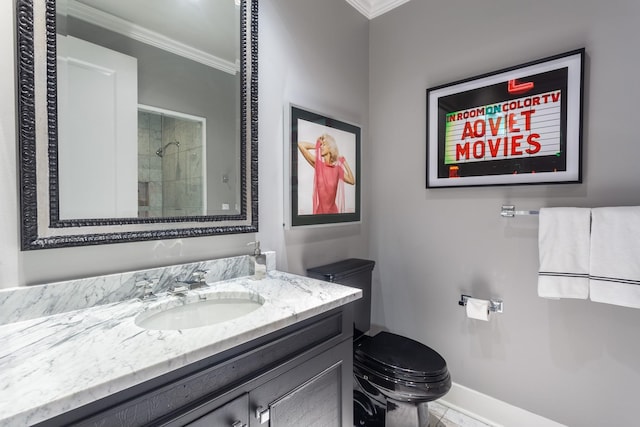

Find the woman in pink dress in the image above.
[{"left": 298, "top": 134, "right": 355, "bottom": 214}]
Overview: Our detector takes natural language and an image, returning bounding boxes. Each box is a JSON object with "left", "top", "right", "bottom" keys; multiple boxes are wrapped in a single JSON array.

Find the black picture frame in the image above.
[
  {"left": 426, "top": 49, "right": 585, "bottom": 188},
  {"left": 289, "top": 106, "right": 361, "bottom": 227}
]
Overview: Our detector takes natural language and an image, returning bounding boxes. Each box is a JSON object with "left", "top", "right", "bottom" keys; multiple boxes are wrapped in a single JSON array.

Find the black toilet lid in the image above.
[{"left": 355, "top": 332, "right": 448, "bottom": 378}]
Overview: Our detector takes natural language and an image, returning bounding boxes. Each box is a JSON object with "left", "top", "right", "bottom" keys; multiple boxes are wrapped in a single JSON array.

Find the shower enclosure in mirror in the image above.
[
  {"left": 16, "top": 0, "right": 258, "bottom": 249},
  {"left": 136, "top": 107, "right": 208, "bottom": 219}
]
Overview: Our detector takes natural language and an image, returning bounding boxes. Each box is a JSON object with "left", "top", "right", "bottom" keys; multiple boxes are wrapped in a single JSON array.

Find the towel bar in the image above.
[
  {"left": 458, "top": 294, "right": 504, "bottom": 313},
  {"left": 501, "top": 205, "right": 539, "bottom": 217}
]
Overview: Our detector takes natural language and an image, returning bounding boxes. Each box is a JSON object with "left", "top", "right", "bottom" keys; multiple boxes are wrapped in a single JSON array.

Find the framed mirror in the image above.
[{"left": 16, "top": 0, "right": 258, "bottom": 250}]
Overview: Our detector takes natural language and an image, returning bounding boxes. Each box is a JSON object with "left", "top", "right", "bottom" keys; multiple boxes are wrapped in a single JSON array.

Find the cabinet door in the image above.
[
  {"left": 250, "top": 339, "right": 352, "bottom": 427},
  {"left": 185, "top": 393, "right": 249, "bottom": 427},
  {"left": 269, "top": 363, "right": 341, "bottom": 426}
]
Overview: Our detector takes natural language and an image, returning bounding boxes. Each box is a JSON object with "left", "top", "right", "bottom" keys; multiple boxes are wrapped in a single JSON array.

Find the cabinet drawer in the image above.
[{"left": 185, "top": 393, "right": 248, "bottom": 427}]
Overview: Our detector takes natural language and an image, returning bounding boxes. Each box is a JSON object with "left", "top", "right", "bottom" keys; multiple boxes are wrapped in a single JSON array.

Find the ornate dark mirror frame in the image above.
[{"left": 16, "top": 0, "right": 258, "bottom": 250}]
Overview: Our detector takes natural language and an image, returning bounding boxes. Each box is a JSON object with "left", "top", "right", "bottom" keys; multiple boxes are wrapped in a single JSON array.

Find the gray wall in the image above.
[
  {"left": 368, "top": 0, "right": 640, "bottom": 426},
  {"left": 0, "top": 0, "right": 18, "bottom": 288},
  {"left": 258, "top": 0, "right": 370, "bottom": 274}
]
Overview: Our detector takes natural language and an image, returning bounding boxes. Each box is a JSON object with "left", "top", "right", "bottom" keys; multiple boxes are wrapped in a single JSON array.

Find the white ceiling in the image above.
[
  {"left": 63, "top": 0, "right": 240, "bottom": 74},
  {"left": 61, "top": 0, "right": 410, "bottom": 75},
  {"left": 344, "top": 0, "right": 413, "bottom": 19}
]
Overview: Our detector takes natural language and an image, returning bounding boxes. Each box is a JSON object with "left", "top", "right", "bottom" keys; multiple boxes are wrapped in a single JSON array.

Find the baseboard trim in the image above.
[{"left": 438, "top": 382, "right": 567, "bottom": 427}]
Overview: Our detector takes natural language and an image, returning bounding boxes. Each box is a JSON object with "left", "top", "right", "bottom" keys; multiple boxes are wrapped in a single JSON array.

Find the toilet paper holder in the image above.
[{"left": 458, "top": 294, "right": 504, "bottom": 313}]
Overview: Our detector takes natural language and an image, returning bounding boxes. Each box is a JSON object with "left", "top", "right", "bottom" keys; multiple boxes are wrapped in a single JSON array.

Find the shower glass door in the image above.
[{"left": 137, "top": 106, "right": 207, "bottom": 218}]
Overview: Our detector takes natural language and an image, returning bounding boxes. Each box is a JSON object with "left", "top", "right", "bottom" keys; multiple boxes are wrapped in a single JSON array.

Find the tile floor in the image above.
[
  {"left": 353, "top": 396, "right": 492, "bottom": 427},
  {"left": 428, "top": 401, "right": 492, "bottom": 427}
]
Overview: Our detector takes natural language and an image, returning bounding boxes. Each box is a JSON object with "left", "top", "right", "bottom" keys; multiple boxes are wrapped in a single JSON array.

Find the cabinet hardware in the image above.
[
  {"left": 255, "top": 406, "right": 270, "bottom": 424},
  {"left": 231, "top": 421, "right": 247, "bottom": 427}
]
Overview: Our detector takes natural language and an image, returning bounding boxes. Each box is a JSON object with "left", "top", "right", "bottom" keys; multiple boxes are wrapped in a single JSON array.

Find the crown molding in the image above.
[
  {"left": 65, "top": 1, "right": 239, "bottom": 75},
  {"left": 345, "top": 0, "right": 412, "bottom": 19}
]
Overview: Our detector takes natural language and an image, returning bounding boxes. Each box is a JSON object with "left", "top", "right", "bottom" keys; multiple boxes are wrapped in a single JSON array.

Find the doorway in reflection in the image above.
[{"left": 137, "top": 107, "right": 207, "bottom": 218}]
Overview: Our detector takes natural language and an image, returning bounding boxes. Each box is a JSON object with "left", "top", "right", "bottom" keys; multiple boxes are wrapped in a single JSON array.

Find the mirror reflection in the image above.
[{"left": 56, "top": 0, "right": 241, "bottom": 220}]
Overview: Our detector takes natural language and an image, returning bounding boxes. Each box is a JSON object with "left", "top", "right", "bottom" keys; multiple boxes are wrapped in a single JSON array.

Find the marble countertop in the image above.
[{"left": 0, "top": 270, "right": 361, "bottom": 426}]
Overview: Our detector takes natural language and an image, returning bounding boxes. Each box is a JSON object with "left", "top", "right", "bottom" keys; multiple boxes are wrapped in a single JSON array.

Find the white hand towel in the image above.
[
  {"left": 537, "top": 207, "right": 591, "bottom": 299},
  {"left": 589, "top": 207, "right": 640, "bottom": 308}
]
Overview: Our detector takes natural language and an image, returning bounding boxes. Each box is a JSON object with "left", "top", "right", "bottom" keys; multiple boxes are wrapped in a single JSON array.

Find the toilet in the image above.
[{"left": 307, "top": 259, "right": 451, "bottom": 427}]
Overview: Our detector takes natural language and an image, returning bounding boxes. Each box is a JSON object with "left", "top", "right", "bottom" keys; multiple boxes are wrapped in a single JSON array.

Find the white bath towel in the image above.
[
  {"left": 537, "top": 207, "right": 591, "bottom": 299},
  {"left": 589, "top": 207, "right": 640, "bottom": 309}
]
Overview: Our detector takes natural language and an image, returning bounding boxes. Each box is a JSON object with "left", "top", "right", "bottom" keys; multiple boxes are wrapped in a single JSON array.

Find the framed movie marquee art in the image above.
[
  {"left": 426, "top": 49, "right": 585, "bottom": 188},
  {"left": 288, "top": 106, "right": 361, "bottom": 227}
]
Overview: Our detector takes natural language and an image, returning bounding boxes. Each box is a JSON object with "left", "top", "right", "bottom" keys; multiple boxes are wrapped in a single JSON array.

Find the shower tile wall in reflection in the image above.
[
  {"left": 137, "top": 110, "right": 204, "bottom": 218},
  {"left": 138, "top": 111, "right": 163, "bottom": 218},
  {"left": 161, "top": 116, "right": 204, "bottom": 217}
]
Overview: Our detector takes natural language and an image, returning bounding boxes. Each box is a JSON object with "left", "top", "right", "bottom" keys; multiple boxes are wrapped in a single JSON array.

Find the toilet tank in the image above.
[{"left": 307, "top": 259, "right": 375, "bottom": 340}]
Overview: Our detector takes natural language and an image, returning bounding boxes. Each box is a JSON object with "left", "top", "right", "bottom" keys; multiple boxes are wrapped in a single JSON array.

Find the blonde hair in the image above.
[{"left": 322, "top": 134, "right": 339, "bottom": 163}]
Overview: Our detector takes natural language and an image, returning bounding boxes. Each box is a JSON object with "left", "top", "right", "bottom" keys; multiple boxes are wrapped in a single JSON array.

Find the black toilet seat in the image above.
[
  {"left": 355, "top": 332, "right": 448, "bottom": 376},
  {"left": 354, "top": 332, "right": 451, "bottom": 402}
]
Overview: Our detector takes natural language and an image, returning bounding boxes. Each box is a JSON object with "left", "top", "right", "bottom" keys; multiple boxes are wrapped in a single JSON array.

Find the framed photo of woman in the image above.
[{"left": 288, "top": 105, "right": 361, "bottom": 227}]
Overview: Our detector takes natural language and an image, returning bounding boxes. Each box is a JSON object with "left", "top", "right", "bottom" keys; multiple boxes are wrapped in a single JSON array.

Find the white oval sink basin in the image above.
[{"left": 135, "top": 291, "right": 264, "bottom": 330}]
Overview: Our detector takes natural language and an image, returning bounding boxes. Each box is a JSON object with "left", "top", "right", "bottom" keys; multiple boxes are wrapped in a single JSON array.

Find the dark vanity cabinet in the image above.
[
  {"left": 180, "top": 340, "right": 349, "bottom": 427},
  {"left": 35, "top": 305, "right": 354, "bottom": 427}
]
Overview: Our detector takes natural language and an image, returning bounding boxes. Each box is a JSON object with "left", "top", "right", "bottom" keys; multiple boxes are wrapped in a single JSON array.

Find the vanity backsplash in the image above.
[{"left": 0, "top": 253, "right": 275, "bottom": 326}]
